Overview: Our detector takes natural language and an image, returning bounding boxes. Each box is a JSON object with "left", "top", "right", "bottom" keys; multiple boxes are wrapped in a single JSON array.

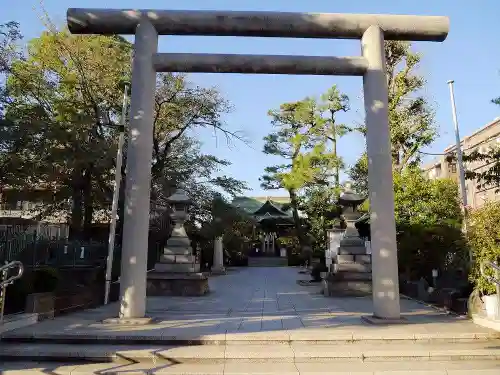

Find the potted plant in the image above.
[
  {"left": 467, "top": 201, "right": 500, "bottom": 319},
  {"left": 479, "top": 262, "right": 500, "bottom": 319}
]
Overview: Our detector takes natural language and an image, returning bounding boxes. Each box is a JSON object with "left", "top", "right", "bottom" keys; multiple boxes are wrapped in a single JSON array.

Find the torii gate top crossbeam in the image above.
[{"left": 67, "top": 9, "right": 449, "bottom": 42}]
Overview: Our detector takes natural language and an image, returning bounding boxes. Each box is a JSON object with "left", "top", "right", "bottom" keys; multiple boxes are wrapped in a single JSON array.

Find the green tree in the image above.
[
  {"left": 261, "top": 86, "right": 352, "bottom": 248},
  {"left": 348, "top": 153, "right": 369, "bottom": 197},
  {"left": 393, "top": 168, "right": 465, "bottom": 278},
  {"left": 318, "top": 86, "right": 350, "bottom": 196},
  {"left": 1, "top": 26, "right": 246, "bottom": 240},
  {"left": 152, "top": 135, "right": 248, "bottom": 228},
  {"left": 349, "top": 41, "right": 437, "bottom": 193},
  {"left": 393, "top": 168, "right": 462, "bottom": 226},
  {"left": 467, "top": 201, "right": 500, "bottom": 295},
  {"left": 261, "top": 89, "right": 347, "bottom": 249},
  {"left": 463, "top": 146, "right": 500, "bottom": 193},
  {"left": 461, "top": 93, "right": 500, "bottom": 191},
  {"left": 0, "top": 21, "right": 22, "bottom": 106},
  {"left": 298, "top": 186, "right": 339, "bottom": 251},
  {"left": 3, "top": 28, "right": 131, "bottom": 237}
]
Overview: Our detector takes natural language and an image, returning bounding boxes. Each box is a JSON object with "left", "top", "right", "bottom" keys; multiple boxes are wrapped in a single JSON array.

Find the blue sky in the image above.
[{"left": 3, "top": 0, "right": 500, "bottom": 196}]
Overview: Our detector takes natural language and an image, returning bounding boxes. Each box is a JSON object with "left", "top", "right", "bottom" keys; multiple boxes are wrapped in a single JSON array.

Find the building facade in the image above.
[{"left": 422, "top": 117, "right": 500, "bottom": 209}]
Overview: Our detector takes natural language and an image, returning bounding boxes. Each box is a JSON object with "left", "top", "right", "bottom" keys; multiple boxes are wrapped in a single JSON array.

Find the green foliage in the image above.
[
  {"left": 463, "top": 146, "right": 500, "bottom": 193},
  {"left": 467, "top": 201, "right": 500, "bottom": 295},
  {"left": 393, "top": 168, "right": 466, "bottom": 278},
  {"left": 198, "top": 195, "right": 254, "bottom": 239},
  {"left": 0, "top": 24, "right": 247, "bottom": 239},
  {"left": 348, "top": 153, "right": 369, "bottom": 197},
  {"left": 261, "top": 86, "right": 349, "bottom": 192},
  {"left": 393, "top": 169, "right": 462, "bottom": 226},
  {"left": 385, "top": 41, "right": 436, "bottom": 170},
  {"left": 349, "top": 41, "right": 437, "bottom": 191},
  {"left": 261, "top": 85, "right": 350, "bottom": 248},
  {"left": 2, "top": 28, "right": 134, "bottom": 231},
  {"left": 299, "top": 186, "right": 339, "bottom": 252},
  {"left": 0, "top": 21, "right": 22, "bottom": 112},
  {"left": 192, "top": 195, "right": 254, "bottom": 268},
  {"left": 261, "top": 97, "right": 339, "bottom": 191}
]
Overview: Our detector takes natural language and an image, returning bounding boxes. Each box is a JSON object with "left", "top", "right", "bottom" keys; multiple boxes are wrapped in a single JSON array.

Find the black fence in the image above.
[{"left": 0, "top": 232, "right": 108, "bottom": 268}]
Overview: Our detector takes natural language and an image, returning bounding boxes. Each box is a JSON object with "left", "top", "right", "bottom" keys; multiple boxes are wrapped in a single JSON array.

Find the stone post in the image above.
[
  {"left": 362, "top": 25, "right": 401, "bottom": 319},
  {"left": 212, "top": 236, "right": 225, "bottom": 274},
  {"left": 118, "top": 19, "right": 158, "bottom": 319},
  {"left": 327, "top": 228, "right": 345, "bottom": 272}
]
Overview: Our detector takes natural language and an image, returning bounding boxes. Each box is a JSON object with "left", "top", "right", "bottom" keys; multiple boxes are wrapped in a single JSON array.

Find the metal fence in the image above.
[{"left": 0, "top": 231, "right": 108, "bottom": 268}]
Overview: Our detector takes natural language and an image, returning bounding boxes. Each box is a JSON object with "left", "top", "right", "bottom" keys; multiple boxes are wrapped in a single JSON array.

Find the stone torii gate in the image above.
[{"left": 67, "top": 8, "right": 449, "bottom": 321}]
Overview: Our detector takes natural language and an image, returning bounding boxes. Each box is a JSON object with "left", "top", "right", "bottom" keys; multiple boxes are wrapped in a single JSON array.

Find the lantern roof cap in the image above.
[
  {"left": 166, "top": 189, "right": 192, "bottom": 204},
  {"left": 338, "top": 184, "right": 365, "bottom": 206}
]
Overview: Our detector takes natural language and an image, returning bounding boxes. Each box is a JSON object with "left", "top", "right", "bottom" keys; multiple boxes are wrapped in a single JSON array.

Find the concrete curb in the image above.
[{"left": 400, "top": 293, "right": 463, "bottom": 317}]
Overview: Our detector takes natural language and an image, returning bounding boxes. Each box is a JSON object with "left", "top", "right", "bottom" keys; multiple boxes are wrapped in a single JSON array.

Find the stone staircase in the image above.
[
  {"left": 248, "top": 256, "right": 288, "bottom": 267},
  {"left": 1, "top": 330, "right": 499, "bottom": 374}
]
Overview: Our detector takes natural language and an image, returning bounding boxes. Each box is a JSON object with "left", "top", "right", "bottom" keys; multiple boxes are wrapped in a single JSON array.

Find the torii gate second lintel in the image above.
[{"left": 65, "top": 8, "right": 449, "bottom": 321}]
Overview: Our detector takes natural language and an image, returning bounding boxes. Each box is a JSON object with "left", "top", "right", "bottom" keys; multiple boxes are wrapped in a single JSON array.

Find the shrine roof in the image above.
[{"left": 231, "top": 196, "right": 291, "bottom": 216}]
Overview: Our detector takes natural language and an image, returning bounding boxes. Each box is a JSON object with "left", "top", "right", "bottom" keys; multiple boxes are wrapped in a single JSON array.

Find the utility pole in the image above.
[
  {"left": 104, "top": 84, "right": 128, "bottom": 305},
  {"left": 447, "top": 80, "right": 472, "bottom": 264}
]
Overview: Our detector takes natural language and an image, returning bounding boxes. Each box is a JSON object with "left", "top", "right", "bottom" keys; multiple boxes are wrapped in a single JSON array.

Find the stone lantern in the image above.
[
  {"left": 324, "top": 185, "right": 373, "bottom": 298},
  {"left": 165, "top": 189, "right": 192, "bottom": 246},
  {"left": 338, "top": 184, "right": 366, "bottom": 236},
  {"left": 146, "top": 189, "right": 209, "bottom": 296}
]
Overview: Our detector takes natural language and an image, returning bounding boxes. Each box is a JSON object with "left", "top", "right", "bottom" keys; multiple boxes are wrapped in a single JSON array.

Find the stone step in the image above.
[
  {"left": 336, "top": 262, "right": 372, "bottom": 273},
  {"left": 332, "top": 271, "right": 372, "bottom": 281},
  {"left": 3, "top": 360, "right": 500, "bottom": 375},
  {"left": 248, "top": 257, "right": 288, "bottom": 267},
  {"left": 338, "top": 246, "right": 366, "bottom": 255},
  {"left": 159, "top": 254, "right": 196, "bottom": 264},
  {"left": 3, "top": 330, "right": 499, "bottom": 346},
  {"left": 153, "top": 263, "right": 200, "bottom": 273},
  {"left": 1, "top": 341, "right": 499, "bottom": 364},
  {"left": 162, "top": 247, "right": 192, "bottom": 256},
  {"left": 0, "top": 313, "right": 38, "bottom": 334},
  {"left": 339, "top": 237, "right": 365, "bottom": 246},
  {"left": 336, "top": 254, "right": 371, "bottom": 264}
]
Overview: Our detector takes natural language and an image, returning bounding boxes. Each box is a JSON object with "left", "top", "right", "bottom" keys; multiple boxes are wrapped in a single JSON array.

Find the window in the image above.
[{"left": 451, "top": 164, "right": 457, "bottom": 173}]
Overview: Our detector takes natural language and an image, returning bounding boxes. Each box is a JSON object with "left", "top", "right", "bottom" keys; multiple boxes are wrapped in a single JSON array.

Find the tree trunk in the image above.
[{"left": 288, "top": 189, "right": 307, "bottom": 251}]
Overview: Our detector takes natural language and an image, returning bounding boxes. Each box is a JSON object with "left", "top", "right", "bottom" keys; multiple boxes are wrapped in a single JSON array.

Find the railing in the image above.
[
  {"left": 0, "top": 233, "right": 108, "bottom": 268},
  {"left": 480, "top": 260, "right": 500, "bottom": 319},
  {"left": 0, "top": 260, "right": 24, "bottom": 323}
]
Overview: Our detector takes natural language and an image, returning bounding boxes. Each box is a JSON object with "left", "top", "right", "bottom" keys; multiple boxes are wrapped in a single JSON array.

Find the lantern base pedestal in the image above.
[{"left": 147, "top": 272, "right": 209, "bottom": 296}]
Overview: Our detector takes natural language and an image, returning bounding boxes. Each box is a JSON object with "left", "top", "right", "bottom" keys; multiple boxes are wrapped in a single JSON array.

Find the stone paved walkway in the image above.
[{"left": 4, "top": 267, "right": 496, "bottom": 341}]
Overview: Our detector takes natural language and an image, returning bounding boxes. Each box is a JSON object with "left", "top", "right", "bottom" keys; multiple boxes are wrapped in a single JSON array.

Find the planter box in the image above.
[
  {"left": 483, "top": 294, "right": 499, "bottom": 319},
  {"left": 25, "top": 292, "right": 55, "bottom": 320}
]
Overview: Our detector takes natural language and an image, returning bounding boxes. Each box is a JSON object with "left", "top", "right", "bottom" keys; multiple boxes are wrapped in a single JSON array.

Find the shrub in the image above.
[
  {"left": 397, "top": 222, "right": 466, "bottom": 280},
  {"left": 393, "top": 168, "right": 466, "bottom": 279},
  {"left": 467, "top": 201, "right": 500, "bottom": 295}
]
